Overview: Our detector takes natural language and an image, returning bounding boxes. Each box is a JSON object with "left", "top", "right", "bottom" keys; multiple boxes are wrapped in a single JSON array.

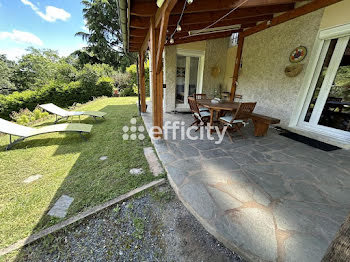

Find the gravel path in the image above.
[{"left": 12, "top": 184, "right": 244, "bottom": 262}]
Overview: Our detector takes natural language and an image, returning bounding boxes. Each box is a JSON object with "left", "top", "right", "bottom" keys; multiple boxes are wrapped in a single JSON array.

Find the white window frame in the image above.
[
  {"left": 289, "top": 23, "right": 350, "bottom": 144},
  {"left": 175, "top": 48, "right": 205, "bottom": 109}
]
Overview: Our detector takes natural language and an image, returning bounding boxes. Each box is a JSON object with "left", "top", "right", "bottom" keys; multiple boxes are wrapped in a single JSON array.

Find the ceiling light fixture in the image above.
[
  {"left": 176, "top": 24, "right": 182, "bottom": 32},
  {"left": 188, "top": 25, "right": 241, "bottom": 36},
  {"left": 187, "top": 0, "right": 193, "bottom": 4},
  {"left": 170, "top": 38, "right": 175, "bottom": 44}
]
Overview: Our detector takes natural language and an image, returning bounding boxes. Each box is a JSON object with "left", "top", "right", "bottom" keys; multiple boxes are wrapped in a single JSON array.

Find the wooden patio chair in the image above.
[
  {"left": 234, "top": 94, "right": 243, "bottom": 101},
  {"left": 219, "top": 102, "right": 256, "bottom": 141},
  {"left": 194, "top": 93, "right": 207, "bottom": 100},
  {"left": 188, "top": 97, "right": 210, "bottom": 131},
  {"left": 193, "top": 93, "right": 209, "bottom": 112}
]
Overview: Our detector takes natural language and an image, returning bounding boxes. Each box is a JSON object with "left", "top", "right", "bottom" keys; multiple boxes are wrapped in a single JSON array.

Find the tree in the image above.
[
  {"left": 75, "top": 0, "right": 135, "bottom": 71},
  {"left": 12, "top": 48, "right": 60, "bottom": 91},
  {"left": 0, "top": 55, "right": 16, "bottom": 95}
]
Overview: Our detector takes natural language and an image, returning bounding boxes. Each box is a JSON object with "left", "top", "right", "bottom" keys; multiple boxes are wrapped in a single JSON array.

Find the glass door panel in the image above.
[
  {"left": 175, "top": 55, "right": 201, "bottom": 107},
  {"left": 299, "top": 34, "right": 350, "bottom": 137},
  {"left": 318, "top": 40, "right": 350, "bottom": 131},
  {"left": 176, "top": 55, "right": 186, "bottom": 104},
  {"left": 189, "top": 57, "right": 199, "bottom": 97},
  {"left": 304, "top": 39, "right": 337, "bottom": 122}
]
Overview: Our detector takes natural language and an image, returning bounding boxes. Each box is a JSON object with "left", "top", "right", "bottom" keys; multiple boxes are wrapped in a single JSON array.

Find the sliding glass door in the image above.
[{"left": 298, "top": 35, "right": 350, "bottom": 138}]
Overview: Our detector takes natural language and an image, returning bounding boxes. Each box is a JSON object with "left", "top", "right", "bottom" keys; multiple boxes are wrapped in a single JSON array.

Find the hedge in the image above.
[{"left": 0, "top": 76, "right": 113, "bottom": 120}]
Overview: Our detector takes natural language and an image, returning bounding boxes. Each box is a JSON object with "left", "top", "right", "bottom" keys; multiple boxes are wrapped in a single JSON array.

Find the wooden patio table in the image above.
[
  {"left": 197, "top": 99, "right": 280, "bottom": 136},
  {"left": 197, "top": 99, "right": 239, "bottom": 130}
]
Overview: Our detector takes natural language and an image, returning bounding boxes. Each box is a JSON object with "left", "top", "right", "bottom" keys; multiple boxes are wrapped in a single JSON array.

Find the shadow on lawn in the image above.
[{"left": 11, "top": 103, "right": 155, "bottom": 261}]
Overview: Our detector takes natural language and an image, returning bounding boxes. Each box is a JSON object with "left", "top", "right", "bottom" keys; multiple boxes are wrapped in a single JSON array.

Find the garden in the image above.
[
  {"left": 0, "top": 97, "right": 159, "bottom": 254},
  {"left": 0, "top": 49, "right": 150, "bottom": 124}
]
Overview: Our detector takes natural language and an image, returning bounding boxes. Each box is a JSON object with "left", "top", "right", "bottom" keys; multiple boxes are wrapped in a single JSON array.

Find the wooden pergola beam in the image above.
[
  {"left": 167, "top": 23, "right": 255, "bottom": 39},
  {"left": 136, "top": 0, "right": 176, "bottom": 54},
  {"left": 130, "top": 28, "right": 148, "bottom": 37},
  {"left": 143, "top": 0, "right": 178, "bottom": 138},
  {"left": 150, "top": 17, "right": 161, "bottom": 137},
  {"left": 243, "top": 0, "right": 343, "bottom": 37},
  {"left": 156, "top": 12, "right": 170, "bottom": 73},
  {"left": 138, "top": 52, "right": 147, "bottom": 113},
  {"left": 171, "top": 0, "right": 301, "bottom": 14},
  {"left": 172, "top": 29, "right": 241, "bottom": 40},
  {"left": 131, "top": 13, "right": 273, "bottom": 30},
  {"left": 130, "top": 37, "right": 144, "bottom": 43},
  {"left": 165, "top": 31, "right": 234, "bottom": 46},
  {"left": 156, "top": 0, "right": 178, "bottom": 73},
  {"left": 165, "top": 15, "right": 271, "bottom": 33},
  {"left": 130, "top": 16, "right": 150, "bottom": 29},
  {"left": 167, "top": 4, "right": 294, "bottom": 26},
  {"left": 130, "top": 0, "right": 302, "bottom": 17}
]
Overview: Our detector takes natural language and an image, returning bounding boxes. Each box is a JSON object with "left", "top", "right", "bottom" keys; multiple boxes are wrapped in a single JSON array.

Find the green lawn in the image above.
[{"left": 0, "top": 97, "right": 159, "bottom": 250}]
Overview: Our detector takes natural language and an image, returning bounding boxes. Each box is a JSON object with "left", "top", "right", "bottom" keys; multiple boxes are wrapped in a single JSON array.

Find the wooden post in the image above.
[
  {"left": 150, "top": 17, "right": 163, "bottom": 138},
  {"left": 138, "top": 52, "right": 147, "bottom": 113},
  {"left": 230, "top": 34, "right": 244, "bottom": 101}
]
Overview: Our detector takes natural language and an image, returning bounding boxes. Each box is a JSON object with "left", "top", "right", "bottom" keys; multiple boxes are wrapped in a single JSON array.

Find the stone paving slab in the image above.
[
  {"left": 142, "top": 109, "right": 350, "bottom": 262},
  {"left": 48, "top": 195, "right": 74, "bottom": 218},
  {"left": 144, "top": 147, "right": 164, "bottom": 176}
]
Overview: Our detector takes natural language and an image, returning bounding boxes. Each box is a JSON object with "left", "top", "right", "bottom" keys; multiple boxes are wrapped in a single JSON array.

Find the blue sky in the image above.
[{"left": 0, "top": 0, "right": 87, "bottom": 60}]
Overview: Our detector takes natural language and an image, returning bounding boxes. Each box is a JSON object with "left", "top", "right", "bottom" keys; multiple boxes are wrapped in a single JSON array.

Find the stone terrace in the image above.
[{"left": 142, "top": 110, "right": 350, "bottom": 262}]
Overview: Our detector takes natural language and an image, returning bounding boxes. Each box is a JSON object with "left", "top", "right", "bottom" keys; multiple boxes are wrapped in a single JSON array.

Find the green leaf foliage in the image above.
[
  {"left": 75, "top": 0, "right": 136, "bottom": 70},
  {"left": 0, "top": 63, "right": 115, "bottom": 120}
]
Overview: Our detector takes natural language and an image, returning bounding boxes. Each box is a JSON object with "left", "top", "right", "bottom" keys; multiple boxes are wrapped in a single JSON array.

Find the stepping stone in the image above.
[
  {"left": 144, "top": 147, "right": 164, "bottom": 177},
  {"left": 99, "top": 156, "right": 108, "bottom": 161},
  {"left": 130, "top": 168, "right": 144, "bottom": 175},
  {"left": 48, "top": 195, "right": 74, "bottom": 218},
  {"left": 23, "top": 174, "right": 42, "bottom": 184}
]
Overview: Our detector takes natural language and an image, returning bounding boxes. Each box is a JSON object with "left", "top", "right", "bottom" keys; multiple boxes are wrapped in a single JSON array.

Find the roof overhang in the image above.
[{"left": 121, "top": 0, "right": 342, "bottom": 53}]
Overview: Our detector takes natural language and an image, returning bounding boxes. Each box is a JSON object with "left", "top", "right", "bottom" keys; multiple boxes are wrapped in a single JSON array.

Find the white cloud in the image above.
[
  {"left": 21, "top": 0, "right": 71, "bottom": 22},
  {"left": 58, "top": 48, "right": 75, "bottom": 57},
  {"left": 0, "top": 29, "right": 43, "bottom": 46},
  {"left": 0, "top": 48, "right": 28, "bottom": 61},
  {"left": 58, "top": 43, "right": 86, "bottom": 57}
]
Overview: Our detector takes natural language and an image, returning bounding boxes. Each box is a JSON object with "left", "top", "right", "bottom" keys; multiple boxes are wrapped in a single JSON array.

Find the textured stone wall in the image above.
[
  {"left": 224, "top": 46, "right": 237, "bottom": 92},
  {"left": 164, "top": 45, "right": 177, "bottom": 112},
  {"left": 236, "top": 9, "right": 324, "bottom": 126},
  {"left": 202, "top": 38, "right": 230, "bottom": 96}
]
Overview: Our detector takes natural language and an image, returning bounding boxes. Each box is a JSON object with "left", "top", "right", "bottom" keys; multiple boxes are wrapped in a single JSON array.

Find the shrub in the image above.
[
  {"left": 113, "top": 71, "right": 130, "bottom": 90},
  {"left": 0, "top": 63, "right": 115, "bottom": 120},
  {"left": 126, "top": 61, "right": 150, "bottom": 96},
  {"left": 0, "top": 77, "right": 113, "bottom": 120},
  {"left": 96, "top": 77, "right": 114, "bottom": 97},
  {"left": 119, "top": 86, "right": 137, "bottom": 97},
  {"left": 10, "top": 106, "right": 49, "bottom": 125}
]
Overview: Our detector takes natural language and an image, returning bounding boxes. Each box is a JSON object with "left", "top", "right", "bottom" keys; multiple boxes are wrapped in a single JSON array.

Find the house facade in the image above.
[{"left": 159, "top": 0, "right": 350, "bottom": 148}]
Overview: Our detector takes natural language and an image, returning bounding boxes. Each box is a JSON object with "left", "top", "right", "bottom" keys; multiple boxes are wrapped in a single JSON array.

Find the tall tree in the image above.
[
  {"left": 12, "top": 48, "right": 60, "bottom": 91},
  {"left": 0, "top": 55, "right": 17, "bottom": 95},
  {"left": 75, "top": 0, "right": 135, "bottom": 71}
]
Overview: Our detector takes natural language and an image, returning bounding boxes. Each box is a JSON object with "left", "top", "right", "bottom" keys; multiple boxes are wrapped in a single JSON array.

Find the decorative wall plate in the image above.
[{"left": 289, "top": 46, "right": 307, "bottom": 63}]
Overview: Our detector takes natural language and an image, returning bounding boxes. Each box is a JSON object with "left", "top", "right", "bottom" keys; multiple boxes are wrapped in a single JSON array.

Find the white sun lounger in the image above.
[
  {"left": 39, "top": 103, "right": 106, "bottom": 123},
  {"left": 0, "top": 118, "right": 93, "bottom": 150}
]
